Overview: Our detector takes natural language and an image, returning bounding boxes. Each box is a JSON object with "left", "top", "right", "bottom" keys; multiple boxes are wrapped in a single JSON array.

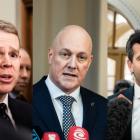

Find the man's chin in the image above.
[
  {"left": 0, "top": 88, "right": 13, "bottom": 94},
  {"left": 61, "top": 85, "right": 78, "bottom": 94},
  {"left": 14, "top": 86, "right": 24, "bottom": 92}
]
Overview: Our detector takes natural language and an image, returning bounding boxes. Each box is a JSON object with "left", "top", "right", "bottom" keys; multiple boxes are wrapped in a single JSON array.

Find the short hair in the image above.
[
  {"left": 126, "top": 30, "right": 140, "bottom": 62},
  {"left": 0, "top": 20, "right": 20, "bottom": 45},
  {"left": 0, "top": 20, "right": 18, "bottom": 35}
]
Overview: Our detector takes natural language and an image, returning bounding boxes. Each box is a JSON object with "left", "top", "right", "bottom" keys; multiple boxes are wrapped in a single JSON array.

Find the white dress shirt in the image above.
[
  {"left": 45, "top": 75, "right": 83, "bottom": 130},
  {"left": 0, "top": 94, "right": 16, "bottom": 128},
  {"left": 132, "top": 83, "right": 140, "bottom": 140}
]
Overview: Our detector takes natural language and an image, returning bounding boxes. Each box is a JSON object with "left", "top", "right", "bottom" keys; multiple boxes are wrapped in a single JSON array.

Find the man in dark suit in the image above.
[
  {"left": 121, "top": 30, "right": 140, "bottom": 140},
  {"left": 33, "top": 25, "right": 107, "bottom": 140},
  {"left": 0, "top": 20, "right": 31, "bottom": 132}
]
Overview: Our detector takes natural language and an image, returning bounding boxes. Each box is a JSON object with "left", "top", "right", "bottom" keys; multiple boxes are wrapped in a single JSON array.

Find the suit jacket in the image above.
[
  {"left": 0, "top": 118, "right": 31, "bottom": 140},
  {"left": 122, "top": 86, "right": 134, "bottom": 140},
  {"left": 33, "top": 76, "right": 108, "bottom": 140},
  {"left": 8, "top": 96, "right": 32, "bottom": 130}
]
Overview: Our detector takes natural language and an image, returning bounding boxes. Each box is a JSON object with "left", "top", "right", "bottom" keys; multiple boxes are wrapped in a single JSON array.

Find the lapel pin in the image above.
[{"left": 91, "top": 102, "right": 95, "bottom": 107}]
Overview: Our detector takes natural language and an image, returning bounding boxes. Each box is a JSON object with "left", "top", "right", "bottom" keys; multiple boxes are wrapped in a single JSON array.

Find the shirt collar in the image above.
[
  {"left": 134, "top": 82, "right": 140, "bottom": 99},
  {"left": 0, "top": 94, "right": 9, "bottom": 107},
  {"left": 45, "top": 75, "right": 80, "bottom": 102}
]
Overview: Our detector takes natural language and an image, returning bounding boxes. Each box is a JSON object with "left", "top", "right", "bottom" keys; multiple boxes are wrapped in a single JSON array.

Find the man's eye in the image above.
[
  {"left": 136, "top": 56, "right": 140, "bottom": 61},
  {"left": 59, "top": 52, "right": 70, "bottom": 59},
  {"left": 10, "top": 52, "right": 18, "bottom": 58},
  {"left": 78, "top": 55, "right": 87, "bottom": 62},
  {"left": 20, "top": 66, "right": 24, "bottom": 70},
  {"left": 0, "top": 51, "right": 4, "bottom": 56},
  {"left": 26, "top": 66, "right": 31, "bottom": 71}
]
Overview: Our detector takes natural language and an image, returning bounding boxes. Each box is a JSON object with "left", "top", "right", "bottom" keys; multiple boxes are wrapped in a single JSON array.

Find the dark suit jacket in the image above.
[
  {"left": 0, "top": 119, "right": 31, "bottom": 140},
  {"left": 33, "top": 76, "right": 108, "bottom": 140},
  {"left": 8, "top": 96, "right": 32, "bottom": 130},
  {"left": 121, "top": 86, "right": 134, "bottom": 140}
]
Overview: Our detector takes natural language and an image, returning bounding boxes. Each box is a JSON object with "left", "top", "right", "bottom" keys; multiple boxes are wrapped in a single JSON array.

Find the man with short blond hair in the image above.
[
  {"left": 122, "top": 30, "right": 140, "bottom": 140},
  {"left": 0, "top": 20, "right": 31, "bottom": 131}
]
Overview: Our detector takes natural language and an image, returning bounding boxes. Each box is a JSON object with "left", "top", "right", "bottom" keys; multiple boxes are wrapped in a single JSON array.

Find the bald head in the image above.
[
  {"left": 48, "top": 25, "right": 93, "bottom": 93},
  {"left": 52, "top": 25, "right": 93, "bottom": 53}
]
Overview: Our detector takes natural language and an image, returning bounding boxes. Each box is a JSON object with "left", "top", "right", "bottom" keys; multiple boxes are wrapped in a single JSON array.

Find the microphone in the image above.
[
  {"left": 32, "top": 129, "right": 40, "bottom": 140},
  {"left": 42, "top": 132, "right": 60, "bottom": 140},
  {"left": 67, "top": 126, "right": 89, "bottom": 140},
  {"left": 106, "top": 98, "right": 132, "bottom": 140}
]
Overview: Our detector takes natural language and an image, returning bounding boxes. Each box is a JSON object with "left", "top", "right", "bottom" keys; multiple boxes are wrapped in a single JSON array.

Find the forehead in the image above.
[
  {"left": 19, "top": 49, "right": 31, "bottom": 64},
  {"left": 54, "top": 28, "right": 92, "bottom": 53},
  {"left": 133, "top": 43, "right": 140, "bottom": 54},
  {"left": 0, "top": 31, "right": 19, "bottom": 50},
  {"left": 20, "top": 49, "right": 29, "bottom": 58},
  {"left": 56, "top": 46, "right": 91, "bottom": 55},
  {"left": 0, "top": 46, "right": 19, "bottom": 53}
]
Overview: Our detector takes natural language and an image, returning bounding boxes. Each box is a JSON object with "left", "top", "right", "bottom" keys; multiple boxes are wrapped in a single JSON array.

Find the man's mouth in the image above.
[
  {"left": 17, "top": 82, "right": 28, "bottom": 87},
  {"left": 63, "top": 73, "right": 78, "bottom": 77},
  {"left": 0, "top": 74, "right": 13, "bottom": 83}
]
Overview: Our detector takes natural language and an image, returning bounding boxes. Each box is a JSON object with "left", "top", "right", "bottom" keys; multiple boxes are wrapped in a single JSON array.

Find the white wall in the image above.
[{"left": 0, "top": 0, "right": 17, "bottom": 26}]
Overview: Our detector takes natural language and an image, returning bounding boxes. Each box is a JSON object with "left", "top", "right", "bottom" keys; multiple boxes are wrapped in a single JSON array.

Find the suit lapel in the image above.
[
  {"left": 33, "top": 76, "right": 63, "bottom": 137},
  {"left": 124, "top": 86, "right": 134, "bottom": 102},
  {"left": 8, "top": 97, "right": 19, "bottom": 126},
  {"left": 80, "top": 87, "right": 96, "bottom": 132}
]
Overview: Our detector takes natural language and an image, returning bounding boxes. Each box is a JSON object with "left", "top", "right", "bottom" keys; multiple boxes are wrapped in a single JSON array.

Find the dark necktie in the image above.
[
  {"left": 0, "top": 103, "right": 13, "bottom": 127},
  {"left": 58, "top": 95, "right": 76, "bottom": 139}
]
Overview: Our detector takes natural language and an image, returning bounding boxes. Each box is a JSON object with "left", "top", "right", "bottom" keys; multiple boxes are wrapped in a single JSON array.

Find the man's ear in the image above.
[
  {"left": 90, "top": 55, "right": 93, "bottom": 65},
  {"left": 48, "top": 48, "right": 53, "bottom": 64},
  {"left": 87, "top": 55, "right": 93, "bottom": 69},
  {"left": 127, "top": 59, "right": 133, "bottom": 73}
]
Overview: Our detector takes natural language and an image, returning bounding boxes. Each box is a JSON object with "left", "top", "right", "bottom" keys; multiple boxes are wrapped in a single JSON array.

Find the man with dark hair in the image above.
[
  {"left": 122, "top": 30, "right": 140, "bottom": 140},
  {"left": 0, "top": 20, "right": 31, "bottom": 132}
]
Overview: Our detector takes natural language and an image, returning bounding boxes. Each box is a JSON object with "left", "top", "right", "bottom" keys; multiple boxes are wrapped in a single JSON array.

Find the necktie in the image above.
[
  {"left": 58, "top": 95, "right": 76, "bottom": 139},
  {"left": 0, "top": 103, "right": 13, "bottom": 127}
]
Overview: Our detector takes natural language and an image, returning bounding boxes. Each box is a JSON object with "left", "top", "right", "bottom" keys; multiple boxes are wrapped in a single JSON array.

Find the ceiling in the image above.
[{"left": 108, "top": 0, "right": 140, "bottom": 29}]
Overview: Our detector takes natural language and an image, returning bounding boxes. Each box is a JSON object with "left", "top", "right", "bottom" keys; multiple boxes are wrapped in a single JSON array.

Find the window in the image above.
[
  {"left": 107, "top": 58, "right": 116, "bottom": 96},
  {"left": 107, "top": 6, "right": 134, "bottom": 96}
]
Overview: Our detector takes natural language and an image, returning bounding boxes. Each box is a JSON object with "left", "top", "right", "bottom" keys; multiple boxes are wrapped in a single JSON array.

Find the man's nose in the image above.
[
  {"left": 68, "top": 56, "right": 77, "bottom": 69},
  {"left": 20, "top": 68, "right": 28, "bottom": 79},
  {"left": 0, "top": 55, "right": 12, "bottom": 68}
]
